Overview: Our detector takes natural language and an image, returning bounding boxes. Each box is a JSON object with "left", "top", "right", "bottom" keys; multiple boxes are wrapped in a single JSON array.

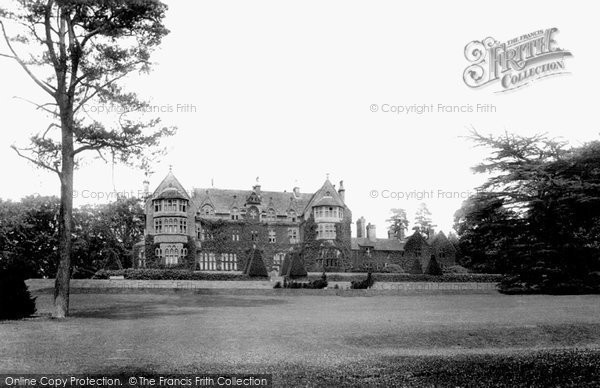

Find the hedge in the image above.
[
  {"left": 93, "top": 269, "right": 252, "bottom": 281},
  {"left": 307, "top": 273, "right": 502, "bottom": 283}
]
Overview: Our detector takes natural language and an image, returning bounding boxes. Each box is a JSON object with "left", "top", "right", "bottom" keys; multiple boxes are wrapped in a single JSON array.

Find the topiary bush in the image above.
[
  {"left": 286, "top": 251, "right": 307, "bottom": 279},
  {"left": 350, "top": 272, "right": 375, "bottom": 289},
  {"left": 244, "top": 249, "right": 269, "bottom": 278},
  {"left": 425, "top": 255, "right": 443, "bottom": 276},
  {"left": 410, "top": 258, "right": 423, "bottom": 274},
  {"left": 0, "top": 262, "right": 36, "bottom": 320}
]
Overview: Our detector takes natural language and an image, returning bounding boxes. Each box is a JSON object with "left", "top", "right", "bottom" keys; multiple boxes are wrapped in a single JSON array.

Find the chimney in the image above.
[
  {"left": 367, "top": 223, "right": 377, "bottom": 242},
  {"left": 293, "top": 186, "right": 300, "bottom": 198},
  {"left": 338, "top": 180, "right": 345, "bottom": 203},
  {"left": 142, "top": 179, "right": 150, "bottom": 199},
  {"left": 356, "top": 216, "right": 366, "bottom": 238},
  {"left": 388, "top": 229, "right": 395, "bottom": 239}
]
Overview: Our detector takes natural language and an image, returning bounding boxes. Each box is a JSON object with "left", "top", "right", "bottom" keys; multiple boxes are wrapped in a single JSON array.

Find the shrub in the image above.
[
  {"left": 0, "top": 263, "right": 36, "bottom": 320},
  {"left": 93, "top": 269, "right": 251, "bottom": 281},
  {"left": 443, "top": 265, "right": 470, "bottom": 274},
  {"left": 273, "top": 281, "right": 282, "bottom": 289},
  {"left": 425, "top": 255, "right": 443, "bottom": 276},
  {"left": 283, "top": 272, "right": 328, "bottom": 289},
  {"left": 286, "top": 251, "right": 307, "bottom": 279},
  {"left": 350, "top": 272, "right": 375, "bottom": 289},
  {"left": 243, "top": 249, "right": 269, "bottom": 278},
  {"left": 386, "top": 264, "right": 405, "bottom": 273},
  {"left": 308, "top": 273, "right": 502, "bottom": 283},
  {"left": 410, "top": 258, "right": 423, "bottom": 274}
]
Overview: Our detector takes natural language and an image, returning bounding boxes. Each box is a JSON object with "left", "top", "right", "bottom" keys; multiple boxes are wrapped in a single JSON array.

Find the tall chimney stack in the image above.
[
  {"left": 356, "top": 216, "right": 366, "bottom": 238},
  {"left": 367, "top": 223, "right": 377, "bottom": 242},
  {"left": 338, "top": 180, "right": 345, "bottom": 203}
]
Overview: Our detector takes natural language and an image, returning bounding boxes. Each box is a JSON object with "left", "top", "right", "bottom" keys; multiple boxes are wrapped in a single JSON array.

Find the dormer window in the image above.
[
  {"left": 201, "top": 205, "right": 214, "bottom": 215},
  {"left": 267, "top": 208, "right": 276, "bottom": 221},
  {"left": 231, "top": 207, "right": 239, "bottom": 220}
]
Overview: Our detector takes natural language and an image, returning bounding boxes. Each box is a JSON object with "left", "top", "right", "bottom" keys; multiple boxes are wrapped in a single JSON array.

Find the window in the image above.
[
  {"left": 231, "top": 207, "right": 239, "bottom": 220},
  {"left": 179, "top": 201, "right": 187, "bottom": 212},
  {"left": 251, "top": 230, "right": 259, "bottom": 242},
  {"left": 164, "top": 244, "right": 180, "bottom": 265},
  {"left": 317, "top": 223, "right": 336, "bottom": 239},
  {"left": 154, "top": 201, "right": 162, "bottom": 212},
  {"left": 232, "top": 230, "right": 240, "bottom": 241},
  {"left": 288, "top": 210, "right": 297, "bottom": 223},
  {"left": 198, "top": 252, "right": 216, "bottom": 271},
  {"left": 221, "top": 253, "right": 238, "bottom": 271},
  {"left": 288, "top": 227, "right": 299, "bottom": 244},
  {"left": 158, "top": 217, "right": 186, "bottom": 234},
  {"left": 268, "top": 229, "right": 276, "bottom": 243},
  {"left": 155, "top": 247, "right": 162, "bottom": 258},
  {"left": 267, "top": 208, "right": 276, "bottom": 221},
  {"left": 202, "top": 205, "right": 214, "bottom": 215},
  {"left": 247, "top": 207, "right": 259, "bottom": 220},
  {"left": 196, "top": 224, "right": 202, "bottom": 239}
]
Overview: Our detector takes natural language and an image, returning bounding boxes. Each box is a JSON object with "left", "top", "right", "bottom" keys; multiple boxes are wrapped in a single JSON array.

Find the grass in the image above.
[{"left": 1, "top": 293, "right": 599, "bottom": 386}]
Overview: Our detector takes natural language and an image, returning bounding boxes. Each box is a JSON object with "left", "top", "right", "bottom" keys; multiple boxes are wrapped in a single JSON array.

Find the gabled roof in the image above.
[
  {"left": 303, "top": 179, "right": 345, "bottom": 216},
  {"left": 351, "top": 238, "right": 405, "bottom": 251},
  {"left": 151, "top": 171, "right": 190, "bottom": 200},
  {"left": 192, "top": 188, "right": 312, "bottom": 216}
]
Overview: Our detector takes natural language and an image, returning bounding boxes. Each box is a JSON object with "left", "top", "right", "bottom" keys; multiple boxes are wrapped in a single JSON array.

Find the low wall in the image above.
[{"left": 26, "top": 279, "right": 499, "bottom": 295}]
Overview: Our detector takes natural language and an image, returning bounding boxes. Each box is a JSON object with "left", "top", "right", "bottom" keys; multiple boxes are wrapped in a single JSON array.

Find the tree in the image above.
[
  {"left": 0, "top": 1, "right": 174, "bottom": 317},
  {"left": 456, "top": 130, "right": 600, "bottom": 293},
  {"left": 425, "top": 255, "right": 442, "bottom": 276},
  {"left": 386, "top": 208, "right": 409, "bottom": 239},
  {"left": 413, "top": 203, "right": 435, "bottom": 239},
  {"left": 0, "top": 195, "right": 60, "bottom": 278}
]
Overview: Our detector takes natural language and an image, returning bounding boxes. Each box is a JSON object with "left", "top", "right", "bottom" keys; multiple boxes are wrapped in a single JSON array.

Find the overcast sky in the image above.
[{"left": 0, "top": 0, "right": 598, "bottom": 236}]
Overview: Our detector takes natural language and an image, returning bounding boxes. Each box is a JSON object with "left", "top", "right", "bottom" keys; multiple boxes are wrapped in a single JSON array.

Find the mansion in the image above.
[{"left": 136, "top": 171, "right": 456, "bottom": 273}]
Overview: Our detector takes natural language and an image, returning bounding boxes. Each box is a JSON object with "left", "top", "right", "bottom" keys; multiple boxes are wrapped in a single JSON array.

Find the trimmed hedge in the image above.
[
  {"left": 307, "top": 273, "right": 502, "bottom": 283},
  {"left": 93, "top": 269, "right": 252, "bottom": 281}
]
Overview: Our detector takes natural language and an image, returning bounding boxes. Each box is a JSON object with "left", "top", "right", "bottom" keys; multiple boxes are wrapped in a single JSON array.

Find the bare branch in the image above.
[
  {"left": 13, "top": 96, "right": 59, "bottom": 117},
  {"left": 0, "top": 20, "right": 56, "bottom": 97},
  {"left": 11, "top": 144, "right": 60, "bottom": 176}
]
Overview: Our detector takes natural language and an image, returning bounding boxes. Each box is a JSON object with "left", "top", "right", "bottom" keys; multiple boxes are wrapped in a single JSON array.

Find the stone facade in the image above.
[
  {"left": 138, "top": 171, "right": 352, "bottom": 272},
  {"left": 350, "top": 218, "right": 456, "bottom": 273}
]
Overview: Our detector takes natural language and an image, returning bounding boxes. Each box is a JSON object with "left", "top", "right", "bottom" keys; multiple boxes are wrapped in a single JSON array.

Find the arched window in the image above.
[{"left": 202, "top": 204, "right": 214, "bottom": 215}]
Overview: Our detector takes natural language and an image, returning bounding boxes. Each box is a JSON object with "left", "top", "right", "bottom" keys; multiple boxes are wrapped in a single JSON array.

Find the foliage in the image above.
[
  {"left": 442, "top": 265, "right": 470, "bottom": 274},
  {"left": 455, "top": 131, "right": 600, "bottom": 293},
  {"left": 243, "top": 248, "right": 269, "bottom": 277},
  {"left": 93, "top": 269, "right": 251, "bottom": 281},
  {"left": 409, "top": 258, "right": 423, "bottom": 274},
  {"left": 0, "top": 195, "right": 60, "bottom": 278},
  {"left": 350, "top": 272, "right": 375, "bottom": 289},
  {"left": 0, "top": 195, "right": 146, "bottom": 278},
  {"left": 286, "top": 250, "right": 307, "bottom": 278},
  {"left": 413, "top": 203, "right": 435, "bottom": 239},
  {"left": 425, "top": 255, "right": 443, "bottom": 276},
  {"left": 0, "top": 0, "right": 174, "bottom": 317},
  {"left": 308, "top": 273, "right": 501, "bottom": 283},
  {"left": 0, "top": 260, "right": 36, "bottom": 320},
  {"left": 386, "top": 208, "right": 409, "bottom": 239},
  {"left": 283, "top": 273, "right": 328, "bottom": 289}
]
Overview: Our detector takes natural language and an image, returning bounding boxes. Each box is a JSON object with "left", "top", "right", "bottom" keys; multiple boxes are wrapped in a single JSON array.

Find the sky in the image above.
[{"left": 0, "top": 0, "right": 598, "bottom": 236}]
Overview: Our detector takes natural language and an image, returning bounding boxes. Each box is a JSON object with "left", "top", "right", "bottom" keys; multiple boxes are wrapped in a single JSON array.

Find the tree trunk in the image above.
[{"left": 54, "top": 111, "right": 74, "bottom": 318}]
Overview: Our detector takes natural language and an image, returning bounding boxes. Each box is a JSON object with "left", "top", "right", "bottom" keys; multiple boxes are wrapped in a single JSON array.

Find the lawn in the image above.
[{"left": 1, "top": 293, "right": 600, "bottom": 386}]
